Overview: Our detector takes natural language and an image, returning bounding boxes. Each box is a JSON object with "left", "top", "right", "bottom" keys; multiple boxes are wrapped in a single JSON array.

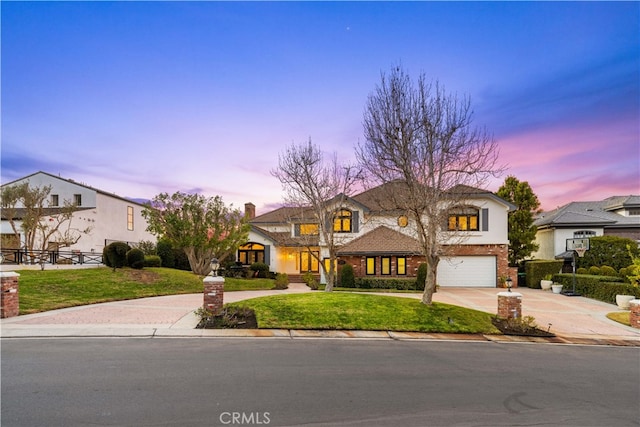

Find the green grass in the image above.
[
  {"left": 227, "top": 293, "right": 500, "bottom": 334},
  {"left": 16, "top": 267, "right": 276, "bottom": 314},
  {"left": 606, "top": 311, "right": 631, "bottom": 326}
]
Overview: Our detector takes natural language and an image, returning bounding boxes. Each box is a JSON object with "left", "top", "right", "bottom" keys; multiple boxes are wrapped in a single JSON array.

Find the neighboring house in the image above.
[
  {"left": 240, "top": 182, "right": 516, "bottom": 287},
  {"left": 1, "top": 171, "right": 156, "bottom": 260},
  {"left": 532, "top": 196, "right": 640, "bottom": 260}
]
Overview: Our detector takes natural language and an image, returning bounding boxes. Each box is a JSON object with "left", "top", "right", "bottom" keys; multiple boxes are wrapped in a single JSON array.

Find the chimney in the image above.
[{"left": 244, "top": 202, "right": 256, "bottom": 220}]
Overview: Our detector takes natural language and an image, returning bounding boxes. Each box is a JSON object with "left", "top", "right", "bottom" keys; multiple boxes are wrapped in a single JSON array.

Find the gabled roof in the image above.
[
  {"left": 251, "top": 226, "right": 319, "bottom": 247},
  {"left": 336, "top": 226, "right": 422, "bottom": 255},
  {"left": 251, "top": 206, "right": 317, "bottom": 224},
  {"left": 1, "top": 171, "right": 149, "bottom": 208},
  {"left": 534, "top": 197, "right": 640, "bottom": 229}
]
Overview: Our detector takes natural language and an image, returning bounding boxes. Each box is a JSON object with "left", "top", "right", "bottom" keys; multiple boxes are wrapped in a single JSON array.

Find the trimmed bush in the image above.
[
  {"left": 274, "top": 273, "right": 289, "bottom": 290},
  {"left": 553, "top": 273, "right": 639, "bottom": 304},
  {"left": 103, "top": 241, "right": 131, "bottom": 270},
  {"left": 524, "top": 260, "right": 563, "bottom": 288},
  {"left": 250, "top": 262, "right": 270, "bottom": 278},
  {"left": 144, "top": 255, "right": 162, "bottom": 267},
  {"left": 302, "top": 271, "right": 319, "bottom": 290},
  {"left": 126, "top": 248, "right": 145, "bottom": 269},
  {"left": 355, "top": 277, "right": 419, "bottom": 290},
  {"left": 588, "top": 266, "right": 601, "bottom": 275},
  {"left": 599, "top": 265, "right": 617, "bottom": 276},
  {"left": 416, "top": 263, "right": 428, "bottom": 291},
  {"left": 577, "top": 235, "right": 639, "bottom": 271},
  {"left": 156, "top": 239, "right": 175, "bottom": 269},
  {"left": 576, "top": 267, "right": 588, "bottom": 275},
  {"left": 340, "top": 264, "right": 356, "bottom": 288}
]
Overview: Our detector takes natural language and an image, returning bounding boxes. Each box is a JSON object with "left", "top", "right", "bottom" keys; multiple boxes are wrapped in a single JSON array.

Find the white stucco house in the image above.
[
  {"left": 240, "top": 182, "right": 516, "bottom": 287},
  {"left": 532, "top": 196, "right": 640, "bottom": 260},
  {"left": 1, "top": 171, "right": 156, "bottom": 262}
]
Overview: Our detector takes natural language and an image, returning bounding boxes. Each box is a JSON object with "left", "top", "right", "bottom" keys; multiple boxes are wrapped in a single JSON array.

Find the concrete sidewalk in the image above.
[{"left": 2, "top": 284, "right": 639, "bottom": 346}]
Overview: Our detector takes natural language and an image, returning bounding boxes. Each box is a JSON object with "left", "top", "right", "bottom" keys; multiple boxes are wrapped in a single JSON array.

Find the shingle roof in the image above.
[
  {"left": 250, "top": 206, "right": 316, "bottom": 224},
  {"left": 336, "top": 226, "right": 422, "bottom": 255},
  {"left": 534, "top": 197, "right": 640, "bottom": 228},
  {"left": 251, "top": 226, "right": 319, "bottom": 247}
]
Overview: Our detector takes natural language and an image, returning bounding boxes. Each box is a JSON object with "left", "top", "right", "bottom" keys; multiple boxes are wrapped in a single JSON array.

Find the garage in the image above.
[{"left": 437, "top": 256, "right": 497, "bottom": 287}]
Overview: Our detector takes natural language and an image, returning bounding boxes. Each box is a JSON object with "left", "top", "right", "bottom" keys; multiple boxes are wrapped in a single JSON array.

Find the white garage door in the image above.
[{"left": 437, "top": 256, "right": 496, "bottom": 287}]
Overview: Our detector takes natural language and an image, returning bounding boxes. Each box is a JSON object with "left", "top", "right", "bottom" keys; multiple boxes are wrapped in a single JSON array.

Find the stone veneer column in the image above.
[
  {"left": 629, "top": 299, "right": 640, "bottom": 329},
  {"left": 497, "top": 291, "right": 522, "bottom": 319},
  {"left": 203, "top": 275, "right": 225, "bottom": 313},
  {"left": 1, "top": 271, "right": 20, "bottom": 318}
]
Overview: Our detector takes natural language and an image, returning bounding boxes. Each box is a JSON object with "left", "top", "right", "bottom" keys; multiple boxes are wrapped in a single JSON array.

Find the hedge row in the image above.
[
  {"left": 552, "top": 274, "right": 639, "bottom": 305},
  {"left": 339, "top": 277, "right": 425, "bottom": 291},
  {"left": 525, "top": 260, "right": 564, "bottom": 289}
]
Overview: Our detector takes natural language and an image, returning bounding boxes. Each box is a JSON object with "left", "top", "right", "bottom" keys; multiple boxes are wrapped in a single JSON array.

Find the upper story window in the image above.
[
  {"left": 629, "top": 209, "right": 640, "bottom": 216},
  {"left": 574, "top": 230, "right": 596, "bottom": 238},
  {"left": 74, "top": 194, "right": 82, "bottom": 206},
  {"left": 333, "top": 209, "right": 352, "bottom": 233},
  {"left": 447, "top": 206, "right": 479, "bottom": 231},
  {"left": 299, "top": 223, "right": 319, "bottom": 236},
  {"left": 127, "top": 206, "right": 134, "bottom": 231},
  {"left": 50, "top": 194, "right": 59, "bottom": 207}
]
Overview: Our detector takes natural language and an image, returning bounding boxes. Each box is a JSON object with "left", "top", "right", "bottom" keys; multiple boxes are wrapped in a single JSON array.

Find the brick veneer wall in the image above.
[
  {"left": 1, "top": 272, "right": 20, "bottom": 318},
  {"left": 497, "top": 292, "right": 522, "bottom": 319},
  {"left": 630, "top": 300, "right": 640, "bottom": 329},
  {"left": 338, "top": 244, "right": 514, "bottom": 288},
  {"left": 203, "top": 277, "right": 224, "bottom": 313}
]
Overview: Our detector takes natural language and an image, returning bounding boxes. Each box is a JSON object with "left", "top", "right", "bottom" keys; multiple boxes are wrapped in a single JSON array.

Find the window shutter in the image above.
[
  {"left": 352, "top": 211, "right": 359, "bottom": 233},
  {"left": 264, "top": 245, "right": 271, "bottom": 265},
  {"left": 481, "top": 208, "right": 489, "bottom": 231},
  {"left": 294, "top": 224, "right": 300, "bottom": 236}
]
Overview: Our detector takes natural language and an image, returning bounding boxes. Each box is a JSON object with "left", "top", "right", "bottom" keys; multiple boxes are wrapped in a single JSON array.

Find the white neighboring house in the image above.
[
  {"left": 532, "top": 195, "right": 640, "bottom": 260},
  {"left": 1, "top": 171, "right": 156, "bottom": 262},
  {"left": 240, "top": 182, "right": 516, "bottom": 287}
]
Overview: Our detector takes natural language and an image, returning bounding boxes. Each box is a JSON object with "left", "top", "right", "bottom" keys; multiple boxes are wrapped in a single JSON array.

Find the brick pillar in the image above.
[
  {"left": 497, "top": 291, "right": 522, "bottom": 319},
  {"left": 630, "top": 300, "right": 640, "bottom": 329},
  {"left": 203, "top": 276, "right": 224, "bottom": 313},
  {"left": 1, "top": 272, "right": 20, "bottom": 318}
]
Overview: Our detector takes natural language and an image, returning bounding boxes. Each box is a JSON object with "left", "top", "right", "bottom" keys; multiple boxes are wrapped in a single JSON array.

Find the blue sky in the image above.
[{"left": 2, "top": 1, "right": 638, "bottom": 212}]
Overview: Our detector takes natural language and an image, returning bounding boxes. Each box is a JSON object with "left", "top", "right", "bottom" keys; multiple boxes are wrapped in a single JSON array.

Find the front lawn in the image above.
[
  {"left": 226, "top": 293, "right": 500, "bottom": 334},
  {"left": 15, "top": 267, "right": 276, "bottom": 314}
]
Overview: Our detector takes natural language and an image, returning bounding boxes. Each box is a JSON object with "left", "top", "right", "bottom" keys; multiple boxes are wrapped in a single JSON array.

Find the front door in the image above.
[{"left": 300, "top": 250, "right": 319, "bottom": 273}]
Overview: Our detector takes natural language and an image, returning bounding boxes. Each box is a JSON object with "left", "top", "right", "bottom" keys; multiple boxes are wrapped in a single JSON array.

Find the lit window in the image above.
[
  {"left": 127, "top": 206, "right": 134, "bottom": 231},
  {"left": 333, "top": 210, "right": 352, "bottom": 233},
  {"left": 447, "top": 207, "right": 479, "bottom": 231},
  {"left": 366, "top": 257, "right": 376, "bottom": 275},
  {"left": 397, "top": 257, "right": 407, "bottom": 275},
  {"left": 381, "top": 257, "right": 391, "bottom": 275},
  {"left": 299, "top": 224, "right": 319, "bottom": 235},
  {"left": 398, "top": 215, "right": 408, "bottom": 227},
  {"left": 238, "top": 243, "right": 266, "bottom": 265}
]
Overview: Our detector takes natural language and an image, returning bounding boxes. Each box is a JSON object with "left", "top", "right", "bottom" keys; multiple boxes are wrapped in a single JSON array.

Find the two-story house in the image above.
[
  {"left": 1, "top": 171, "right": 156, "bottom": 259},
  {"left": 240, "top": 182, "right": 516, "bottom": 287}
]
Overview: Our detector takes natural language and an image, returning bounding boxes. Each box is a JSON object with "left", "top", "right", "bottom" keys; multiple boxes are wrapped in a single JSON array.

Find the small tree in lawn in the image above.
[
  {"left": 0, "top": 182, "right": 91, "bottom": 269},
  {"left": 271, "top": 139, "right": 360, "bottom": 291},
  {"left": 496, "top": 176, "right": 540, "bottom": 266},
  {"left": 142, "top": 192, "right": 250, "bottom": 276},
  {"left": 356, "top": 65, "right": 502, "bottom": 304}
]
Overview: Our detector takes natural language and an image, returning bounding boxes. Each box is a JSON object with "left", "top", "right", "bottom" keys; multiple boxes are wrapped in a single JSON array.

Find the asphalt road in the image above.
[{"left": 2, "top": 338, "right": 638, "bottom": 426}]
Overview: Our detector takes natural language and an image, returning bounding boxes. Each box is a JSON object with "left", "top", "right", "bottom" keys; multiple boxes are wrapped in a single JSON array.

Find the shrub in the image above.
[
  {"left": 173, "top": 248, "right": 191, "bottom": 271},
  {"left": 340, "top": 264, "right": 356, "bottom": 288},
  {"left": 156, "top": 239, "right": 175, "bottom": 269},
  {"left": 274, "top": 273, "right": 289, "bottom": 290},
  {"left": 416, "top": 263, "right": 428, "bottom": 291},
  {"left": 577, "top": 236, "right": 639, "bottom": 271},
  {"left": 126, "top": 248, "right": 145, "bottom": 269},
  {"left": 553, "top": 274, "right": 639, "bottom": 304},
  {"left": 144, "top": 255, "right": 162, "bottom": 267},
  {"left": 250, "top": 262, "right": 270, "bottom": 278},
  {"left": 137, "top": 240, "right": 157, "bottom": 255},
  {"left": 524, "top": 260, "right": 563, "bottom": 288},
  {"left": 103, "top": 241, "right": 131, "bottom": 270},
  {"left": 576, "top": 267, "right": 588, "bottom": 274},
  {"left": 599, "top": 265, "right": 617, "bottom": 277},
  {"left": 354, "top": 277, "right": 417, "bottom": 290},
  {"left": 302, "top": 271, "right": 319, "bottom": 290},
  {"left": 588, "top": 266, "right": 601, "bottom": 275}
]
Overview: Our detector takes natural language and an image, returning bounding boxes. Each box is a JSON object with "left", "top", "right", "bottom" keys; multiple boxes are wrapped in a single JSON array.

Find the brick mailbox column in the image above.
[
  {"left": 203, "top": 275, "right": 225, "bottom": 313},
  {"left": 497, "top": 291, "right": 522, "bottom": 319},
  {"left": 629, "top": 299, "right": 640, "bottom": 329},
  {"left": 1, "top": 271, "right": 20, "bottom": 318}
]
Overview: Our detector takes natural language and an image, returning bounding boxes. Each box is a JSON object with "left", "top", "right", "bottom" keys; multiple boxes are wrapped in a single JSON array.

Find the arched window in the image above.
[
  {"left": 447, "top": 206, "right": 479, "bottom": 231},
  {"left": 333, "top": 209, "right": 352, "bottom": 233},
  {"left": 237, "top": 242, "right": 265, "bottom": 265}
]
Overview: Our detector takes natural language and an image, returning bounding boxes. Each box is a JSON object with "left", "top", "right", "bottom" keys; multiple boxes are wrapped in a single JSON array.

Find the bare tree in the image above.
[
  {"left": 0, "top": 182, "right": 92, "bottom": 269},
  {"left": 272, "top": 139, "right": 360, "bottom": 291},
  {"left": 356, "top": 66, "right": 503, "bottom": 304}
]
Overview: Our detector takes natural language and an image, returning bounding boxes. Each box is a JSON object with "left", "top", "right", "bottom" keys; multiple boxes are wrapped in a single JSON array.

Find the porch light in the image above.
[
  {"left": 506, "top": 276, "right": 513, "bottom": 292},
  {"left": 210, "top": 258, "right": 220, "bottom": 277}
]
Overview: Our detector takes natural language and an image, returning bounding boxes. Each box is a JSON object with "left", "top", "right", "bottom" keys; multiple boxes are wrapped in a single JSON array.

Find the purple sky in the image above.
[{"left": 2, "top": 2, "right": 638, "bottom": 213}]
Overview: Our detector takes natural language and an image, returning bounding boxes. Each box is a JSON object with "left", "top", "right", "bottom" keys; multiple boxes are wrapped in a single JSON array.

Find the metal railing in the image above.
[{"left": 0, "top": 248, "right": 103, "bottom": 266}]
